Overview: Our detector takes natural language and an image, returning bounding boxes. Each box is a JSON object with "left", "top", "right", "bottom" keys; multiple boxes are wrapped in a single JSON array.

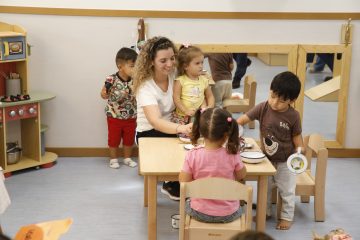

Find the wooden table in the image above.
[{"left": 139, "top": 137, "right": 276, "bottom": 240}]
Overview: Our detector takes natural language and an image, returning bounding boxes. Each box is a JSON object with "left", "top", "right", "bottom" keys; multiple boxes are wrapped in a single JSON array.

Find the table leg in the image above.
[
  {"left": 144, "top": 176, "right": 148, "bottom": 207},
  {"left": 148, "top": 175, "right": 157, "bottom": 240},
  {"left": 256, "top": 175, "right": 268, "bottom": 231}
]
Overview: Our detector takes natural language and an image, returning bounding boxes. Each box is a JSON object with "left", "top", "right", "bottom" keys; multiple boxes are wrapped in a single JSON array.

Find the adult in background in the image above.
[
  {"left": 232, "top": 53, "right": 251, "bottom": 89},
  {"left": 133, "top": 36, "right": 192, "bottom": 200}
]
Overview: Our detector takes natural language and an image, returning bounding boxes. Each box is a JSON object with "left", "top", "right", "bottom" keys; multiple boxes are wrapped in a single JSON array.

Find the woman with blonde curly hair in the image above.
[{"left": 133, "top": 36, "right": 192, "bottom": 200}]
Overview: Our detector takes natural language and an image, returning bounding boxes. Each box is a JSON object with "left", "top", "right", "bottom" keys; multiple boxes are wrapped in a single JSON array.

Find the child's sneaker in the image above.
[
  {"left": 109, "top": 159, "right": 120, "bottom": 169},
  {"left": 161, "top": 181, "right": 180, "bottom": 201},
  {"left": 123, "top": 158, "right": 137, "bottom": 168}
]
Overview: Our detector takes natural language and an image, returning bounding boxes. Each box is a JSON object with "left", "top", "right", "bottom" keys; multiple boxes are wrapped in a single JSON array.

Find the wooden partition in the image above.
[
  {"left": 297, "top": 44, "right": 352, "bottom": 148},
  {"left": 194, "top": 43, "right": 351, "bottom": 148}
]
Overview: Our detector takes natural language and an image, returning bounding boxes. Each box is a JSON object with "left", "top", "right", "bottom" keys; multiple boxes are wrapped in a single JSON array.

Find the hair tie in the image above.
[
  {"left": 183, "top": 43, "right": 191, "bottom": 48},
  {"left": 227, "top": 117, "right": 232, "bottom": 123},
  {"left": 200, "top": 108, "right": 206, "bottom": 113}
]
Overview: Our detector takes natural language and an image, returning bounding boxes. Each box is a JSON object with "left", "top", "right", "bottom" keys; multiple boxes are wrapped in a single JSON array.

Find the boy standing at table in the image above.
[{"left": 237, "top": 71, "right": 303, "bottom": 230}]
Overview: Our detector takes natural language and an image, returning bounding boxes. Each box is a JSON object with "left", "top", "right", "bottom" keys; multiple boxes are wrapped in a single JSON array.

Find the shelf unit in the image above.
[{"left": 0, "top": 21, "right": 57, "bottom": 176}]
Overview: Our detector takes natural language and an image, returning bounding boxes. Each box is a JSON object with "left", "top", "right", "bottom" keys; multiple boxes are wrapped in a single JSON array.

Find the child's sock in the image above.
[
  {"left": 123, "top": 158, "right": 137, "bottom": 168},
  {"left": 109, "top": 158, "right": 120, "bottom": 169}
]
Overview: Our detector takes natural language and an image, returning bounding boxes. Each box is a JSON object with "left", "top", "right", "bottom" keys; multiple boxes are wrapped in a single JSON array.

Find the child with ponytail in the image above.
[{"left": 179, "top": 107, "right": 247, "bottom": 223}]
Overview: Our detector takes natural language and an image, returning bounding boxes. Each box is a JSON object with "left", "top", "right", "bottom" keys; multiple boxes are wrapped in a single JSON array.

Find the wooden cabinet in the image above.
[{"left": 0, "top": 21, "right": 57, "bottom": 175}]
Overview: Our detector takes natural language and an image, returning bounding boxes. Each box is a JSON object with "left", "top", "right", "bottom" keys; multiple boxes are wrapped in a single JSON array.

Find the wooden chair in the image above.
[
  {"left": 276, "top": 133, "right": 328, "bottom": 222},
  {"left": 223, "top": 75, "right": 257, "bottom": 129},
  {"left": 179, "top": 177, "right": 253, "bottom": 240}
]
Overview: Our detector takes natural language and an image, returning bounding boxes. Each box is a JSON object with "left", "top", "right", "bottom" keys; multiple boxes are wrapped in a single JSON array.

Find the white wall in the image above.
[{"left": 0, "top": 2, "right": 359, "bottom": 148}]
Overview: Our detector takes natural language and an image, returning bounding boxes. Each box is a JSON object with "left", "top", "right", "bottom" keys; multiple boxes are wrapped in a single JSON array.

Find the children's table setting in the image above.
[{"left": 138, "top": 134, "right": 276, "bottom": 240}]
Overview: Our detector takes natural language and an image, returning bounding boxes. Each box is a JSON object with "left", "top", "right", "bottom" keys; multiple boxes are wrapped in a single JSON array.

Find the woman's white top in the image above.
[{"left": 136, "top": 74, "right": 175, "bottom": 132}]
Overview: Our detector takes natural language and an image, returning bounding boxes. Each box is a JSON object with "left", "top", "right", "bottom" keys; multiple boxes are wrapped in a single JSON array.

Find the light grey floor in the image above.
[
  {"left": 1, "top": 57, "right": 358, "bottom": 240},
  {"left": 2, "top": 157, "right": 360, "bottom": 240}
]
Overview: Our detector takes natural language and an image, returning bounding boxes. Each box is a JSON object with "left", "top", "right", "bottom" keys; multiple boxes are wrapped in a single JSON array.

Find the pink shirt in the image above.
[{"left": 182, "top": 146, "right": 244, "bottom": 216}]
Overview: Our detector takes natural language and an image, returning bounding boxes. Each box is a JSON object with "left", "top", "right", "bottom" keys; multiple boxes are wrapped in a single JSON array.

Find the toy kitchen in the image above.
[{"left": 0, "top": 21, "right": 57, "bottom": 177}]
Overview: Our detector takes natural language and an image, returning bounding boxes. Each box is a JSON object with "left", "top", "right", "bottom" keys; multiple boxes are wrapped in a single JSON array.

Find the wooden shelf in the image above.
[
  {"left": 0, "top": 59, "right": 26, "bottom": 63},
  {"left": 0, "top": 31, "right": 24, "bottom": 37},
  {"left": 4, "top": 152, "right": 57, "bottom": 173}
]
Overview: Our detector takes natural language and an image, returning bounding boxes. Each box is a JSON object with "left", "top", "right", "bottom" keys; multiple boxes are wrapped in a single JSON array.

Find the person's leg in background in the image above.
[
  {"left": 309, "top": 55, "right": 326, "bottom": 73},
  {"left": 307, "top": 53, "right": 335, "bottom": 82},
  {"left": 317, "top": 53, "right": 334, "bottom": 72},
  {"left": 212, "top": 80, "right": 232, "bottom": 108},
  {"left": 317, "top": 53, "right": 336, "bottom": 81},
  {"left": 232, "top": 53, "right": 250, "bottom": 89}
]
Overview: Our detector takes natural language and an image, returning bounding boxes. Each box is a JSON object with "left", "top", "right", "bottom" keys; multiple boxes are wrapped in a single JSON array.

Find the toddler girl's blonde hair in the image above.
[{"left": 177, "top": 45, "right": 203, "bottom": 77}]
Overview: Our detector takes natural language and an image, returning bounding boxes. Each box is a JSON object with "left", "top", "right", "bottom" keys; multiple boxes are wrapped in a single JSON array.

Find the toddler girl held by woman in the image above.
[
  {"left": 172, "top": 45, "right": 215, "bottom": 125},
  {"left": 179, "top": 108, "right": 247, "bottom": 223}
]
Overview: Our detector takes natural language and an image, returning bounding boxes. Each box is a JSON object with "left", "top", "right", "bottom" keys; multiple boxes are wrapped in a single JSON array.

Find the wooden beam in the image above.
[{"left": 1, "top": 7, "right": 360, "bottom": 20}]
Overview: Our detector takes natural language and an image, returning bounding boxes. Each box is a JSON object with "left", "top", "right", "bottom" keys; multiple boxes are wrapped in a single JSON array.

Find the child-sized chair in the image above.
[
  {"left": 276, "top": 133, "right": 328, "bottom": 222},
  {"left": 223, "top": 75, "right": 257, "bottom": 129},
  {"left": 179, "top": 177, "right": 253, "bottom": 240}
]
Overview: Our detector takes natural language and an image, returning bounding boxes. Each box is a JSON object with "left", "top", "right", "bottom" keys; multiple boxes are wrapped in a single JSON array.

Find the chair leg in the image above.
[
  {"left": 248, "top": 120, "right": 255, "bottom": 129},
  {"left": 314, "top": 193, "right": 325, "bottom": 221},
  {"left": 271, "top": 187, "right": 277, "bottom": 204},
  {"left": 301, "top": 196, "right": 310, "bottom": 203},
  {"left": 276, "top": 191, "right": 282, "bottom": 220}
]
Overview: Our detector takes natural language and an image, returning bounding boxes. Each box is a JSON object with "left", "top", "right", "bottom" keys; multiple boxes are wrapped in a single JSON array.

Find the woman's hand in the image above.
[{"left": 178, "top": 123, "right": 192, "bottom": 135}]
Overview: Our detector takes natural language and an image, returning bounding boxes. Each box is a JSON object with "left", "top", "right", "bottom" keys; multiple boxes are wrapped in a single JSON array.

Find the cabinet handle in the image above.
[
  {"left": 9, "top": 110, "right": 16, "bottom": 117},
  {"left": 29, "top": 107, "right": 36, "bottom": 114},
  {"left": 27, "top": 43, "right": 33, "bottom": 56},
  {"left": 3, "top": 41, "right": 9, "bottom": 56}
]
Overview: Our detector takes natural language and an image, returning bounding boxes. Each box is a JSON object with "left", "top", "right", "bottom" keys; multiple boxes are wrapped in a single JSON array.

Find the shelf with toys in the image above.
[{"left": 0, "top": 21, "right": 57, "bottom": 176}]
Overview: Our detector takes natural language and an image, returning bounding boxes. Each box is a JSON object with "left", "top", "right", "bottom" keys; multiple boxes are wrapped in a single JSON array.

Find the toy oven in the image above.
[{"left": 0, "top": 36, "right": 26, "bottom": 61}]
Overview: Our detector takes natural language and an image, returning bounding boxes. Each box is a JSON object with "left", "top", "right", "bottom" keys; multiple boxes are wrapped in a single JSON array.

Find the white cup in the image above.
[
  {"left": 171, "top": 214, "right": 180, "bottom": 229},
  {"left": 6, "top": 78, "right": 21, "bottom": 96}
]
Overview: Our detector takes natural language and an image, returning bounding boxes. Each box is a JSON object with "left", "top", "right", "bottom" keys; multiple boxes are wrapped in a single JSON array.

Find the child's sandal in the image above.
[
  {"left": 109, "top": 159, "right": 120, "bottom": 169},
  {"left": 123, "top": 158, "right": 137, "bottom": 168}
]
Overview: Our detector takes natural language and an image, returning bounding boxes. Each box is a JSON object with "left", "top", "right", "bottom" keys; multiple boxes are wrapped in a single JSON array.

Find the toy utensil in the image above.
[{"left": 287, "top": 147, "right": 308, "bottom": 174}]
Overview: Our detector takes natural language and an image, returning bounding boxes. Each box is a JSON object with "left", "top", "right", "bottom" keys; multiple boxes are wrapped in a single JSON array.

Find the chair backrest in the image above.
[
  {"left": 243, "top": 75, "right": 257, "bottom": 107},
  {"left": 303, "top": 133, "right": 328, "bottom": 183},
  {"left": 223, "top": 75, "right": 257, "bottom": 113},
  {"left": 179, "top": 178, "right": 253, "bottom": 240}
]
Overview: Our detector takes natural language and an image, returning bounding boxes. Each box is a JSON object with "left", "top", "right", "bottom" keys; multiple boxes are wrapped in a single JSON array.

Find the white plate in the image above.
[
  {"left": 184, "top": 144, "right": 195, "bottom": 151},
  {"left": 287, "top": 152, "right": 308, "bottom": 174},
  {"left": 240, "top": 151, "right": 265, "bottom": 159},
  {"left": 179, "top": 136, "right": 191, "bottom": 143},
  {"left": 241, "top": 157, "right": 265, "bottom": 164}
]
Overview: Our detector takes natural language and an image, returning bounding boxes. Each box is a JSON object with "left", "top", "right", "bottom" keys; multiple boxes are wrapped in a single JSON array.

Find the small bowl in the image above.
[
  {"left": 171, "top": 214, "right": 180, "bottom": 229},
  {"left": 7, "top": 147, "right": 22, "bottom": 165}
]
